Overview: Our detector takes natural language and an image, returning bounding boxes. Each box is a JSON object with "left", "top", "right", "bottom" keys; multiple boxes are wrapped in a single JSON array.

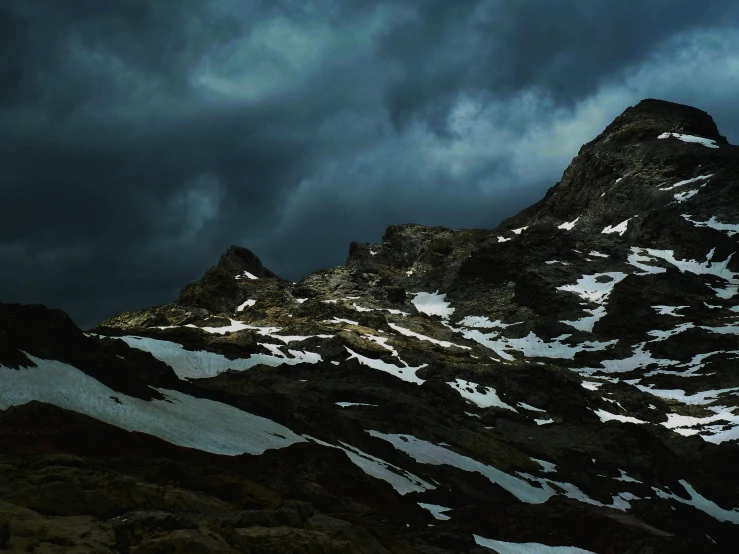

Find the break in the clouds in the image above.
[{"left": 1, "top": 0, "right": 739, "bottom": 328}]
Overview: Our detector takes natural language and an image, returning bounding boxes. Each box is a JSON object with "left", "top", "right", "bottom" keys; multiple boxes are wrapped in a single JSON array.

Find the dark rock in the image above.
[
  {"left": 385, "top": 286, "right": 407, "bottom": 303},
  {"left": 216, "top": 245, "right": 281, "bottom": 280},
  {"left": 177, "top": 266, "right": 243, "bottom": 314}
]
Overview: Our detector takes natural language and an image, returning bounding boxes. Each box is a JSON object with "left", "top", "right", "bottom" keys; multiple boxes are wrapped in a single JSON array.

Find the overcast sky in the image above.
[{"left": 2, "top": 0, "right": 739, "bottom": 329}]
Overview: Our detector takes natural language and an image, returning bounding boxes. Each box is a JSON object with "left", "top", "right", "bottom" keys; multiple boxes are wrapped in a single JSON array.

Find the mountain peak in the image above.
[
  {"left": 501, "top": 99, "right": 736, "bottom": 235},
  {"left": 174, "top": 245, "right": 282, "bottom": 314},
  {"left": 216, "top": 245, "right": 280, "bottom": 280},
  {"left": 594, "top": 98, "right": 728, "bottom": 147}
]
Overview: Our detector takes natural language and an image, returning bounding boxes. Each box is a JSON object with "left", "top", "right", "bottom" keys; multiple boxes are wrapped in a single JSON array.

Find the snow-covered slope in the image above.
[{"left": 2, "top": 99, "right": 739, "bottom": 553}]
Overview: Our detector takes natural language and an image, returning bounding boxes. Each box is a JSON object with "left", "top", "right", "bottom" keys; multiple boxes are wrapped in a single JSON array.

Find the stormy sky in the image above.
[{"left": 2, "top": 0, "right": 739, "bottom": 329}]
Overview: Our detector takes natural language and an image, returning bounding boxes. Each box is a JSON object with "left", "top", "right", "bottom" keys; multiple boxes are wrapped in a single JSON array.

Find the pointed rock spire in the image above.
[{"left": 216, "top": 245, "right": 280, "bottom": 280}]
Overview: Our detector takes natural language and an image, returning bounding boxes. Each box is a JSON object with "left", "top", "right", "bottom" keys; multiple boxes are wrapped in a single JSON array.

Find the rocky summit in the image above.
[{"left": 2, "top": 99, "right": 739, "bottom": 553}]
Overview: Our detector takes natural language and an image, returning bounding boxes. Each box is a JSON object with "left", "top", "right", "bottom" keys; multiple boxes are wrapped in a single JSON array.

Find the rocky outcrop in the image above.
[
  {"left": 216, "top": 245, "right": 281, "bottom": 280},
  {"left": 174, "top": 246, "right": 284, "bottom": 315},
  {"left": 501, "top": 99, "right": 738, "bottom": 244}
]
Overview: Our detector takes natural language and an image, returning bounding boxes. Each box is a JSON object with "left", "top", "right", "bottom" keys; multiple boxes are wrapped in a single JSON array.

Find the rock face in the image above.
[{"left": 2, "top": 99, "right": 739, "bottom": 553}]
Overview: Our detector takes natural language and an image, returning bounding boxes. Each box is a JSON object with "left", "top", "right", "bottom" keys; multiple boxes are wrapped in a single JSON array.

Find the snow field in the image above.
[
  {"left": 119, "top": 335, "right": 322, "bottom": 379},
  {"left": 304, "top": 435, "right": 434, "bottom": 495},
  {"left": 474, "top": 535, "right": 595, "bottom": 554},
  {"left": 0, "top": 354, "right": 304, "bottom": 455}
]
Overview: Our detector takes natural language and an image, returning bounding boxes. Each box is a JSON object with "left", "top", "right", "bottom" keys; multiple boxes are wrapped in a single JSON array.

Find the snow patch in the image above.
[
  {"left": 657, "top": 132, "right": 719, "bottom": 148},
  {"left": 557, "top": 272, "right": 628, "bottom": 304},
  {"left": 659, "top": 174, "right": 712, "bottom": 191},
  {"left": 602, "top": 218, "right": 631, "bottom": 236},
  {"left": 557, "top": 272, "right": 626, "bottom": 332},
  {"left": 447, "top": 378, "right": 518, "bottom": 411},
  {"left": 562, "top": 306, "right": 606, "bottom": 333},
  {"left": 647, "top": 322, "right": 694, "bottom": 342},
  {"left": 682, "top": 214, "right": 739, "bottom": 237},
  {"left": 412, "top": 291, "right": 455, "bottom": 319},
  {"left": 558, "top": 217, "right": 580, "bottom": 230},
  {"left": 362, "top": 334, "right": 401, "bottom": 358},
  {"left": 593, "top": 409, "right": 646, "bottom": 425},
  {"left": 323, "top": 317, "right": 359, "bottom": 326},
  {"left": 236, "top": 299, "right": 256, "bottom": 312},
  {"left": 519, "top": 402, "right": 546, "bottom": 412},
  {"left": 652, "top": 305, "right": 688, "bottom": 317},
  {"left": 418, "top": 503, "right": 452, "bottom": 520},
  {"left": 455, "top": 328, "right": 617, "bottom": 361},
  {"left": 628, "top": 248, "right": 739, "bottom": 298},
  {"left": 674, "top": 189, "right": 699, "bottom": 203},
  {"left": 579, "top": 343, "right": 677, "bottom": 375},
  {"left": 345, "top": 347, "right": 427, "bottom": 385},
  {"left": 638, "top": 386, "right": 739, "bottom": 405},
  {"left": 156, "top": 320, "right": 281, "bottom": 336},
  {"left": 653, "top": 480, "right": 739, "bottom": 523},
  {"left": 368, "top": 431, "right": 555, "bottom": 504},
  {"left": 531, "top": 458, "right": 557, "bottom": 473},
  {"left": 389, "top": 323, "right": 470, "bottom": 350},
  {"left": 627, "top": 248, "right": 668, "bottom": 275},
  {"left": 473, "top": 535, "right": 595, "bottom": 553},
  {"left": 457, "top": 316, "right": 520, "bottom": 328},
  {"left": 662, "top": 410, "right": 739, "bottom": 443},
  {"left": 701, "top": 323, "right": 739, "bottom": 334},
  {"left": 616, "top": 469, "right": 642, "bottom": 483},
  {"left": 305, "top": 436, "right": 434, "bottom": 495}
]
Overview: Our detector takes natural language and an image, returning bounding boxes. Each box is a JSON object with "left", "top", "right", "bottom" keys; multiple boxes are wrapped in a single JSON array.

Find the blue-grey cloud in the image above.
[{"left": 1, "top": 0, "right": 739, "bottom": 328}]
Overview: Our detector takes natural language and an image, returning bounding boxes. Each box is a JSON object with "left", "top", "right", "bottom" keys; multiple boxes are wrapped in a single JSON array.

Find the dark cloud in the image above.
[
  {"left": 2, "top": 0, "right": 739, "bottom": 328},
  {"left": 377, "top": 0, "right": 739, "bottom": 132}
]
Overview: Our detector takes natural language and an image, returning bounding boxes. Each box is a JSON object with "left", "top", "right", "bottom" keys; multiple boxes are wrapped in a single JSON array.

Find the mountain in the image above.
[{"left": 2, "top": 99, "right": 739, "bottom": 553}]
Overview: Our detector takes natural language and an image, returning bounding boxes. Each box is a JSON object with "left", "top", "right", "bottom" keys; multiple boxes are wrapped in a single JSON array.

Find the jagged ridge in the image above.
[{"left": 2, "top": 99, "right": 739, "bottom": 553}]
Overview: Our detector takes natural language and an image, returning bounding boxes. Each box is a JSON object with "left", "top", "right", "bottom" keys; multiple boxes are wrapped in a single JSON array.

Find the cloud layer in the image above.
[{"left": 2, "top": 0, "right": 739, "bottom": 327}]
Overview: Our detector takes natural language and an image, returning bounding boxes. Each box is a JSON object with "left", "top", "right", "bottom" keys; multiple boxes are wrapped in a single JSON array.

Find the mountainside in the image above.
[{"left": 2, "top": 99, "right": 739, "bottom": 553}]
